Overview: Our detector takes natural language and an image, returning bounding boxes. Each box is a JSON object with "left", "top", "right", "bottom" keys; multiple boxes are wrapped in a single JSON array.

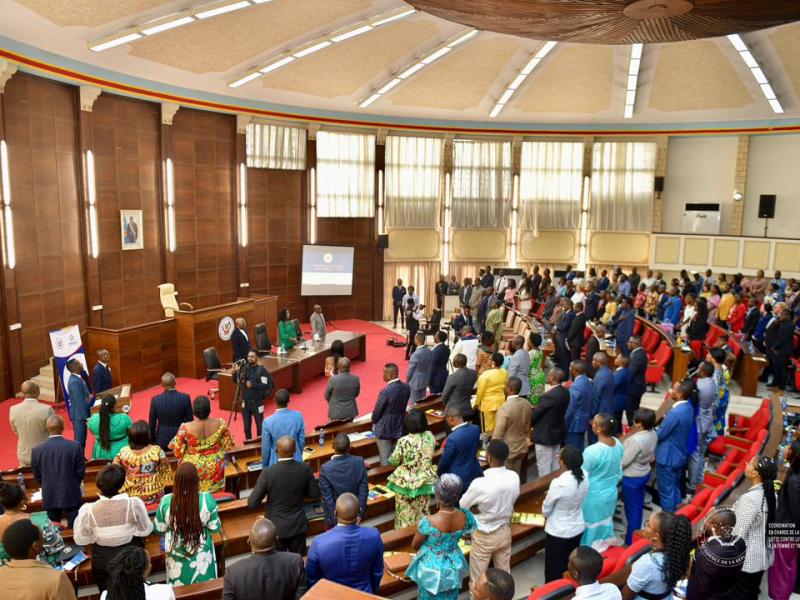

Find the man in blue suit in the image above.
[
  {"left": 66, "top": 358, "right": 92, "bottom": 452},
  {"left": 613, "top": 297, "right": 635, "bottom": 356},
  {"left": 307, "top": 493, "right": 384, "bottom": 593},
  {"left": 662, "top": 288, "right": 683, "bottom": 329},
  {"left": 92, "top": 349, "right": 112, "bottom": 394},
  {"left": 655, "top": 380, "right": 695, "bottom": 512},
  {"left": 31, "top": 415, "right": 85, "bottom": 527},
  {"left": 319, "top": 434, "right": 368, "bottom": 528},
  {"left": 439, "top": 405, "right": 483, "bottom": 492},
  {"left": 371, "top": 363, "right": 410, "bottom": 465},
  {"left": 262, "top": 388, "right": 305, "bottom": 466},
  {"left": 148, "top": 372, "right": 193, "bottom": 451},
  {"left": 407, "top": 332, "right": 432, "bottom": 405},
  {"left": 428, "top": 331, "right": 450, "bottom": 394},
  {"left": 589, "top": 352, "right": 615, "bottom": 442},
  {"left": 564, "top": 360, "right": 593, "bottom": 451},
  {"left": 613, "top": 355, "right": 632, "bottom": 428}
]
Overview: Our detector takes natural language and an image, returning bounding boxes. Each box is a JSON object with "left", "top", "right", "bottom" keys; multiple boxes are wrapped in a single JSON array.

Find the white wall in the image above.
[
  {"left": 743, "top": 133, "right": 800, "bottom": 238},
  {"left": 661, "top": 136, "right": 738, "bottom": 234}
]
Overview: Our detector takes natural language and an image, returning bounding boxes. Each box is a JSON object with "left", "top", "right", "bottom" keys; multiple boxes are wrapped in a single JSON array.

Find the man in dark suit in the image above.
[
  {"left": 742, "top": 296, "right": 761, "bottom": 339},
  {"left": 392, "top": 278, "right": 407, "bottom": 329},
  {"left": 590, "top": 352, "right": 615, "bottom": 441},
  {"left": 529, "top": 266, "right": 542, "bottom": 300},
  {"left": 627, "top": 336, "right": 648, "bottom": 426},
  {"left": 441, "top": 353, "right": 477, "bottom": 424},
  {"left": 319, "top": 434, "right": 368, "bottom": 528},
  {"left": 428, "top": 331, "right": 450, "bottom": 394},
  {"left": 66, "top": 358, "right": 92, "bottom": 452},
  {"left": 148, "top": 372, "right": 193, "bottom": 451},
  {"left": 435, "top": 275, "right": 448, "bottom": 310},
  {"left": 231, "top": 318, "right": 252, "bottom": 362},
  {"left": 768, "top": 309, "right": 795, "bottom": 390},
  {"left": 248, "top": 436, "right": 320, "bottom": 555},
  {"left": 614, "top": 297, "right": 635, "bottom": 356},
  {"left": 567, "top": 302, "right": 588, "bottom": 361},
  {"left": 92, "top": 349, "right": 112, "bottom": 394},
  {"left": 407, "top": 332, "right": 432, "bottom": 405},
  {"left": 452, "top": 305, "right": 475, "bottom": 341},
  {"left": 438, "top": 405, "right": 483, "bottom": 492},
  {"left": 459, "top": 278, "right": 474, "bottom": 308},
  {"left": 371, "top": 363, "right": 410, "bottom": 465},
  {"left": 583, "top": 325, "right": 604, "bottom": 379},
  {"left": 222, "top": 517, "right": 307, "bottom": 600},
  {"left": 234, "top": 350, "right": 275, "bottom": 440},
  {"left": 555, "top": 299, "right": 576, "bottom": 372},
  {"left": 531, "top": 368, "right": 569, "bottom": 476},
  {"left": 584, "top": 283, "right": 599, "bottom": 321},
  {"left": 31, "top": 415, "right": 85, "bottom": 527},
  {"left": 307, "top": 493, "right": 385, "bottom": 594},
  {"left": 564, "top": 360, "right": 593, "bottom": 451},
  {"left": 324, "top": 357, "right": 360, "bottom": 421}
]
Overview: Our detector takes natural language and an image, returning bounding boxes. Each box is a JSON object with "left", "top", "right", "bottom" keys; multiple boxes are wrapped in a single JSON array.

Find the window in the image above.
[
  {"left": 385, "top": 135, "right": 443, "bottom": 228},
  {"left": 316, "top": 131, "right": 375, "bottom": 217},
  {"left": 519, "top": 141, "right": 583, "bottom": 231},
  {"left": 246, "top": 123, "right": 306, "bottom": 170},
  {"left": 590, "top": 141, "right": 656, "bottom": 231},
  {"left": 451, "top": 139, "right": 512, "bottom": 229}
]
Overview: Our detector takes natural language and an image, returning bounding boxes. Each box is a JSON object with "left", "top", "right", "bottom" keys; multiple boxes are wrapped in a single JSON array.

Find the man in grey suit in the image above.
[
  {"left": 406, "top": 332, "right": 432, "bottom": 405},
  {"left": 506, "top": 335, "right": 531, "bottom": 398},
  {"left": 310, "top": 304, "right": 326, "bottom": 342},
  {"left": 441, "top": 353, "right": 477, "bottom": 422},
  {"left": 324, "top": 357, "right": 360, "bottom": 421}
]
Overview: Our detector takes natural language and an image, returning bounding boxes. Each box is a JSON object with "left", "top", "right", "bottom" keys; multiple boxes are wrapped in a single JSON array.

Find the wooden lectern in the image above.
[{"left": 90, "top": 383, "right": 133, "bottom": 414}]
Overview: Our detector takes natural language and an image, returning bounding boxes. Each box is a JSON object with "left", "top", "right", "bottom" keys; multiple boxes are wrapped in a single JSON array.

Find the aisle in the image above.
[{"left": 0, "top": 319, "right": 407, "bottom": 470}]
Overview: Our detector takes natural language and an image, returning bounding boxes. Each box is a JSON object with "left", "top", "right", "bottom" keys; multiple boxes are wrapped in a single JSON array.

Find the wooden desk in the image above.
[
  {"left": 734, "top": 348, "right": 767, "bottom": 397},
  {"left": 304, "top": 580, "right": 383, "bottom": 599},
  {"left": 217, "top": 331, "right": 366, "bottom": 410},
  {"left": 635, "top": 316, "right": 692, "bottom": 382},
  {"left": 90, "top": 383, "right": 132, "bottom": 414}
]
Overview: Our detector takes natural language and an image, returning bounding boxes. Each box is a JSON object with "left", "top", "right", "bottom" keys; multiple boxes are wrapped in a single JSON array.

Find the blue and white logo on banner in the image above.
[{"left": 49, "top": 324, "right": 88, "bottom": 419}]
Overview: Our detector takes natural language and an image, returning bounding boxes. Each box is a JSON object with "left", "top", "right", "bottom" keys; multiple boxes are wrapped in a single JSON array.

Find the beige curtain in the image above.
[
  {"left": 383, "top": 262, "right": 440, "bottom": 320},
  {"left": 316, "top": 130, "right": 375, "bottom": 217},
  {"left": 519, "top": 140, "right": 583, "bottom": 231},
  {"left": 451, "top": 139, "right": 512, "bottom": 229},
  {"left": 246, "top": 123, "right": 307, "bottom": 169},
  {"left": 385, "top": 135, "right": 443, "bottom": 228}
]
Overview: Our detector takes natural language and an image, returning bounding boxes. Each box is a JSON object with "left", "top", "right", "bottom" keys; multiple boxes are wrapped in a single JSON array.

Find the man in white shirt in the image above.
[
  {"left": 460, "top": 439, "right": 520, "bottom": 587},
  {"left": 401, "top": 285, "right": 420, "bottom": 309},
  {"left": 451, "top": 327, "right": 480, "bottom": 370},
  {"left": 568, "top": 546, "right": 622, "bottom": 600}
]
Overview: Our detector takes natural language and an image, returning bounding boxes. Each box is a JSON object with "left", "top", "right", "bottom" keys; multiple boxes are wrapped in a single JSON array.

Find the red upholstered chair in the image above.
[
  {"left": 693, "top": 484, "right": 733, "bottom": 525},
  {"left": 689, "top": 340, "right": 705, "bottom": 362},
  {"left": 599, "top": 547, "right": 625, "bottom": 579},
  {"left": 690, "top": 486, "right": 714, "bottom": 508},
  {"left": 634, "top": 319, "right": 643, "bottom": 335},
  {"left": 676, "top": 504, "right": 699, "bottom": 520},
  {"left": 709, "top": 407, "right": 769, "bottom": 456},
  {"left": 528, "top": 579, "right": 577, "bottom": 600},
  {"left": 728, "top": 398, "right": 771, "bottom": 434},
  {"left": 642, "top": 329, "right": 660, "bottom": 356},
  {"left": 612, "top": 539, "right": 653, "bottom": 571},
  {"left": 793, "top": 357, "right": 800, "bottom": 391},
  {"left": 646, "top": 342, "right": 673, "bottom": 391}
]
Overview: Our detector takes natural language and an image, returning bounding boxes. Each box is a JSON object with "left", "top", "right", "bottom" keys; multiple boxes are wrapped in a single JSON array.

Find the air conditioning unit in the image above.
[{"left": 681, "top": 203, "right": 721, "bottom": 235}]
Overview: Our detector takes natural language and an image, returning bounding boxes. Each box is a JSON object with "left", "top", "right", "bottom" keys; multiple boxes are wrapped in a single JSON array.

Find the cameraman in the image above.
[{"left": 233, "top": 350, "right": 274, "bottom": 440}]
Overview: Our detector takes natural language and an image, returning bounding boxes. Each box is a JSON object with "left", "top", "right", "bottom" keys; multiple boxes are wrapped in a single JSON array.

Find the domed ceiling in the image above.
[{"left": 1, "top": 0, "right": 799, "bottom": 126}]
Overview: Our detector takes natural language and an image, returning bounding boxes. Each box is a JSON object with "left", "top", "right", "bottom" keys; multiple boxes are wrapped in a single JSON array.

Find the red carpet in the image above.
[{"left": 0, "top": 319, "right": 407, "bottom": 470}]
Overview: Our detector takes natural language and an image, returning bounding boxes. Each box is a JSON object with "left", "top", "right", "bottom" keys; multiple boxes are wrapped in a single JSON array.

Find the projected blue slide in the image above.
[{"left": 301, "top": 245, "right": 354, "bottom": 296}]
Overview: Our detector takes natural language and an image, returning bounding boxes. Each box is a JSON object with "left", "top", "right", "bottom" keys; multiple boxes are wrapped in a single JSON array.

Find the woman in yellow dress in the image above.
[
  {"left": 474, "top": 352, "right": 508, "bottom": 434},
  {"left": 114, "top": 420, "right": 173, "bottom": 506}
]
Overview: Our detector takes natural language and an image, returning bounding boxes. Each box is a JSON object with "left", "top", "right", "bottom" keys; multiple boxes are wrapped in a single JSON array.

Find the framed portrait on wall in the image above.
[{"left": 120, "top": 209, "right": 143, "bottom": 250}]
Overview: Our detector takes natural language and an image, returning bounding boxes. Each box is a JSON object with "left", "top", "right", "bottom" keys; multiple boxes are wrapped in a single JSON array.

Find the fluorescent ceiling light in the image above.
[
  {"left": 260, "top": 56, "right": 295, "bottom": 73},
  {"left": 229, "top": 72, "right": 262, "bottom": 88},
  {"left": 535, "top": 40, "right": 557, "bottom": 58},
  {"left": 740, "top": 51, "right": 758, "bottom": 69},
  {"left": 90, "top": 32, "right": 142, "bottom": 52},
  {"left": 142, "top": 16, "right": 195, "bottom": 35},
  {"left": 768, "top": 98, "right": 784, "bottom": 113},
  {"left": 398, "top": 62, "right": 425, "bottom": 79},
  {"left": 422, "top": 46, "right": 451, "bottom": 64},
  {"left": 359, "top": 93, "right": 381, "bottom": 108},
  {"left": 628, "top": 58, "right": 640, "bottom": 75},
  {"left": 727, "top": 34, "right": 784, "bottom": 114},
  {"left": 760, "top": 83, "right": 777, "bottom": 100},
  {"left": 623, "top": 43, "right": 643, "bottom": 119},
  {"left": 498, "top": 89, "right": 514, "bottom": 105},
  {"left": 751, "top": 67, "right": 768, "bottom": 84},
  {"left": 489, "top": 104, "right": 504, "bottom": 118},
  {"left": 331, "top": 25, "right": 373, "bottom": 43},
  {"left": 489, "top": 41, "right": 557, "bottom": 118},
  {"left": 251, "top": 0, "right": 272, "bottom": 3},
  {"left": 294, "top": 41, "right": 332, "bottom": 57},
  {"left": 727, "top": 34, "right": 747, "bottom": 52},
  {"left": 624, "top": 104, "right": 634, "bottom": 119},
  {"left": 195, "top": 1, "right": 249, "bottom": 19},
  {"left": 627, "top": 74, "right": 638, "bottom": 90},
  {"left": 377, "top": 78, "right": 402, "bottom": 94},
  {"left": 372, "top": 9, "right": 415, "bottom": 26},
  {"left": 520, "top": 57, "right": 540, "bottom": 75},
  {"left": 448, "top": 30, "right": 478, "bottom": 47},
  {"left": 509, "top": 74, "right": 527, "bottom": 90},
  {"left": 631, "top": 43, "right": 643, "bottom": 60}
]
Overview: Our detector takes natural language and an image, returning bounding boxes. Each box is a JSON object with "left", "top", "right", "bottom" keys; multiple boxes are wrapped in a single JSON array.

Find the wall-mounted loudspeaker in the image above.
[
  {"left": 654, "top": 176, "right": 665, "bottom": 193},
  {"left": 378, "top": 234, "right": 389, "bottom": 249},
  {"left": 758, "top": 194, "right": 776, "bottom": 219}
]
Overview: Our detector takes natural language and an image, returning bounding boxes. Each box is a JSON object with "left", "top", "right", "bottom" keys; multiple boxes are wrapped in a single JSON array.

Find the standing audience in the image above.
[
  {"left": 655, "top": 380, "right": 694, "bottom": 513},
  {"left": 441, "top": 353, "right": 477, "bottom": 422},
  {"left": 371, "top": 363, "right": 411, "bottom": 465},
  {"left": 407, "top": 332, "right": 432, "bottom": 405},
  {"left": 565, "top": 360, "right": 593, "bottom": 451},
  {"left": 318, "top": 434, "right": 368, "bottom": 529},
  {"left": 620, "top": 408, "right": 657, "bottom": 545},
  {"left": 323, "top": 357, "right": 360, "bottom": 421},
  {"left": 9, "top": 381, "right": 53, "bottom": 467},
  {"left": 261, "top": 389, "right": 305, "bottom": 467},
  {"left": 88, "top": 395, "right": 132, "bottom": 460},
  {"left": 148, "top": 373, "right": 193, "bottom": 452},
  {"left": 492, "top": 377, "right": 532, "bottom": 476},
  {"left": 428, "top": 331, "right": 450, "bottom": 394},
  {"left": 581, "top": 414, "right": 624, "bottom": 551},
  {"left": 769, "top": 440, "right": 800, "bottom": 600},
  {"left": 531, "top": 368, "right": 569, "bottom": 477},
  {"left": 439, "top": 405, "right": 483, "bottom": 493},
  {"left": 475, "top": 352, "right": 509, "bottom": 434},
  {"left": 114, "top": 420, "right": 173, "bottom": 506}
]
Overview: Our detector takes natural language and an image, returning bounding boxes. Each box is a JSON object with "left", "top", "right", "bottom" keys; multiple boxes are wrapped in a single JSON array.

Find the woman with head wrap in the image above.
[{"left": 406, "top": 474, "right": 476, "bottom": 600}]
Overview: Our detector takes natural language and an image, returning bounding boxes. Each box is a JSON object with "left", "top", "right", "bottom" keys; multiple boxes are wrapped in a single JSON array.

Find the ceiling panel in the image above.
[
  {"left": 16, "top": 0, "right": 167, "bottom": 27},
  {"left": 771, "top": 22, "right": 800, "bottom": 100}
]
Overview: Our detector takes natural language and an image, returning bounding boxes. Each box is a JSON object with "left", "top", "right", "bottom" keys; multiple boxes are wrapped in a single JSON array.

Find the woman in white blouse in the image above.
[
  {"left": 542, "top": 445, "right": 589, "bottom": 582},
  {"left": 732, "top": 455, "right": 778, "bottom": 600},
  {"left": 74, "top": 464, "right": 153, "bottom": 592}
]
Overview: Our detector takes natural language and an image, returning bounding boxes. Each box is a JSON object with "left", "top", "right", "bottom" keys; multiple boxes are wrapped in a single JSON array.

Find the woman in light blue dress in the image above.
[
  {"left": 581, "top": 413, "right": 624, "bottom": 551},
  {"left": 406, "top": 474, "right": 476, "bottom": 600}
]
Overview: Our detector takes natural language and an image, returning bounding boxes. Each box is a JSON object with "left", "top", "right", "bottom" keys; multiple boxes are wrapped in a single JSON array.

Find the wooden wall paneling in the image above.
[
  {"left": 171, "top": 108, "right": 238, "bottom": 309},
  {"left": 0, "top": 79, "right": 18, "bottom": 398},
  {"left": 3, "top": 74, "right": 89, "bottom": 379},
  {"left": 92, "top": 93, "right": 164, "bottom": 329}
]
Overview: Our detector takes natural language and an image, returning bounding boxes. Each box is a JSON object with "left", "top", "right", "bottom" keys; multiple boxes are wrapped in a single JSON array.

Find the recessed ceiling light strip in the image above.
[
  {"left": 358, "top": 29, "right": 479, "bottom": 108},
  {"left": 623, "top": 43, "right": 643, "bottom": 119},
  {"left": 228, "top": 7, "right": 417, "bottom": 88},
  {"left": 727, "top": 34, "right": 784, "bottom": 114},
  {"left": 489, "top": 40, "right": 557, "bottom": 118},
  {"left": 89, "top": 0, "right": 276, "bottom": 52}
]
